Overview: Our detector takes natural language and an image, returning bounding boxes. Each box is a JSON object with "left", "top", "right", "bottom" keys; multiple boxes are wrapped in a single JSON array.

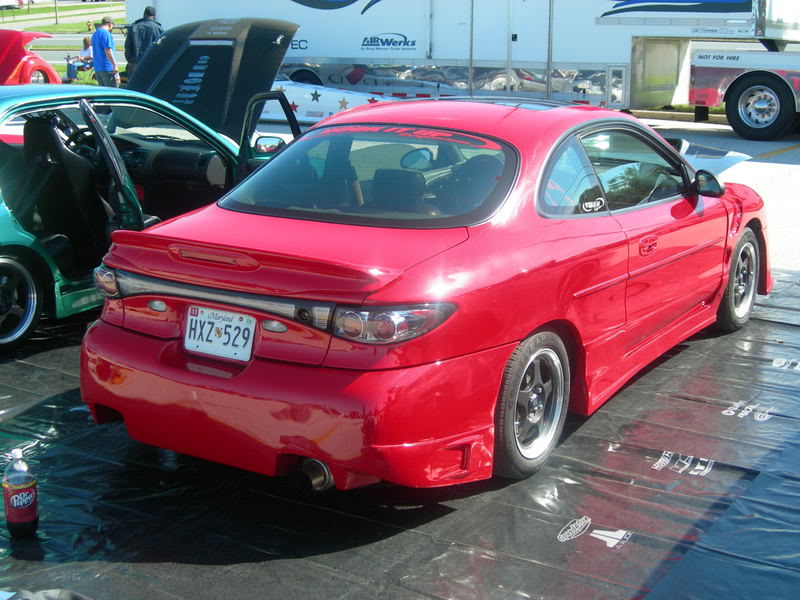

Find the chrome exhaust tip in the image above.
[{"left": 298, "top": 458, "right": 334, "bottom": 492}]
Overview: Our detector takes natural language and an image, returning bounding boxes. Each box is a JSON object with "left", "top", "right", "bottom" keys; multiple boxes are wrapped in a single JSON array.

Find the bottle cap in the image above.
[{"left": 10, "top": 449, "right": 22, "bottom": 459}]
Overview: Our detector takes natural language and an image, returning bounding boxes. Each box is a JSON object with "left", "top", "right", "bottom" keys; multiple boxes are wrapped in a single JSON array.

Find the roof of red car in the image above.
[{"left": 318, "top": 98, "right": 639, "bottom": 149}]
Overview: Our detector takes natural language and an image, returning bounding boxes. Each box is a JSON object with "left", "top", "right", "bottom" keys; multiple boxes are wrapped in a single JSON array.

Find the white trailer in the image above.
[{"left": 129, "top": 0, "right": 800, "bottom": 122}]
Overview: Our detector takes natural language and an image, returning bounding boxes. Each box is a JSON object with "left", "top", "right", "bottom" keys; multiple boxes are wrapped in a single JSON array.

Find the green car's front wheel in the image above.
[{"left": 0, "top": 256, "right": 42, "bottom": 351}]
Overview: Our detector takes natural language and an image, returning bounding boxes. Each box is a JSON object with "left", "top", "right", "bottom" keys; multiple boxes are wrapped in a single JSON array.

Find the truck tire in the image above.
[{"left": 726, "top": 74, "right": 797, "bottom": 140}]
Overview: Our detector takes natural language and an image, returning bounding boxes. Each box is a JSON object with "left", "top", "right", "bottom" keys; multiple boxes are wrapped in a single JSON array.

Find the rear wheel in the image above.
[
  {"left": 717, "top": 228, "right": 759, "bottom": 332},
  {"left": 29, "top": 69, "right": 49, "bottom": 84},
  {"left": 726, "top": 74, "right": 797, "bottom": 140},
  {"left": 0, "top": 256, "right": 42, "bottom": 351},
  {"left": 494, "top": 330, "right": 570, "bottom": 478}
]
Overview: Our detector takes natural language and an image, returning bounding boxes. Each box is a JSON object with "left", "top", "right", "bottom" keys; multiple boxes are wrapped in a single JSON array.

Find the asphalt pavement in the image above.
[{"left": 643, "top": 119, "right": 800, "bottom": 271}]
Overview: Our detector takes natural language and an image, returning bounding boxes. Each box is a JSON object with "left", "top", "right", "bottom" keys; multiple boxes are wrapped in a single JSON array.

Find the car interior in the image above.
[
  {"left": 229, "top": 131, "right": 510, "bottom": 221},
  {"left": 0, "top": 104, "right": 233, "bottom": 278},
  {"left": 580, "top": 130, "right": 686, "bottom": 210}
]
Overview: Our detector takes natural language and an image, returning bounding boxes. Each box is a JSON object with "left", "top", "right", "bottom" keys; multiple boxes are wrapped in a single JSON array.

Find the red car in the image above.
[
  {"left": 80, "top": 99, "right": 772, "bottom": 490},
  {"left": 0, "top": 30, "right": 60, "bottom": 85}
]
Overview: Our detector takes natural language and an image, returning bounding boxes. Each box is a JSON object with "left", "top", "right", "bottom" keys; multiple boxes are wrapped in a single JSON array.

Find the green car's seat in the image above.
[{"left": 20, "top": 117, "right": 106, "bottom": 271}]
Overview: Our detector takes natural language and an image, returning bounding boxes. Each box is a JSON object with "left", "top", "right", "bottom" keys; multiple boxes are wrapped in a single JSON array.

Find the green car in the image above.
[{"left": 0, "top": 19, "right": 299, "bottom": 350}]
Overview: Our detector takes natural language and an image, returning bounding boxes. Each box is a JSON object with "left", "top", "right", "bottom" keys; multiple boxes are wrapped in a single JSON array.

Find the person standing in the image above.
[
  {"left": 92, "top": 16, "right": 119, "bottom": 87},
  {"left": 124, "top": 6, "right": 164, "bottom": 77}
]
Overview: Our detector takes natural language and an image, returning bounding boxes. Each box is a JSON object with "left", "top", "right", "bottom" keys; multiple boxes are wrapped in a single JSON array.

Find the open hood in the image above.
[
  {"left": 666, "top": 137, "right": 751, "bottom": 176},
  {"left": 127, "top": 18, "right": 298, "bottom": 141}
]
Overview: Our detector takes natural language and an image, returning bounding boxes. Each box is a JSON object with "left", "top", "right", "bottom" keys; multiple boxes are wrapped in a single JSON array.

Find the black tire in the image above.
[
  {"left": 494, "top": 330, "right": 570, "bottom": 479},
  {"left": 717, "top": 228, "right": 759, "bottom": 332},
  {"left": 0, "top": 256, "right": 42, "bottom": 352},
  {"left": 725, "top": 74, "right": 797, "bottom": 140},
  {"left": 29, "top": 70, "right": 49, "bottom": 84}
]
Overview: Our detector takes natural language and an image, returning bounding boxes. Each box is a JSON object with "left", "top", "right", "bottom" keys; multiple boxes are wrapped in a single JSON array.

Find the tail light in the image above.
[
  {"left": 332, "top": 304, "right": 454, "bottom": 345},
  {"left": 93, "top": 265, "right": 119, "bottom": 298}
]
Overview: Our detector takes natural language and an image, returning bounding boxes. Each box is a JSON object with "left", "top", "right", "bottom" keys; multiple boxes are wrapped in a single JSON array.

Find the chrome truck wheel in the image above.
[{"left": 726, "top": 75, "right": 797, "bottom": 140}]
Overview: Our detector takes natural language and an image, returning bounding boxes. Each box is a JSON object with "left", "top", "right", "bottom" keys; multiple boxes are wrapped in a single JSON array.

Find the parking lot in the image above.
[
  {"left": 645, "top": 118, "right": 800, "bottom": 271},
  {"left": 0, "top": 119, "right": 799, "bottom": 599}
]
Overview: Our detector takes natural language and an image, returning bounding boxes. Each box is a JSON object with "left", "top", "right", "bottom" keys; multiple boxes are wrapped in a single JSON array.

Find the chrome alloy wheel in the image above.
[
  {"left": 737, "top": 85, "right": 781, "bottom": 129},
  {"left": 733, "top": 241, "right": 757, "bottom": 319},
  {"left": 0, "top": 258, "right": 38, "bottom": 345},
  {"left": 514, "top": 347, "right": 565, "bottom": 460},
  {"left": 30, "top": 70, "right": 47, "bottom": 84}
]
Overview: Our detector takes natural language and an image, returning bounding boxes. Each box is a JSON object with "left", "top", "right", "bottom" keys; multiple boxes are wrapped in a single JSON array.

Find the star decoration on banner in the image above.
[
  {"left": 367, "top": 97, "right": 379, "bottom": 104},
  {"left": 338, "top": 97, "right": 350, "bottom": 109},
  {"left": 290, "top": 101, "right": 299, "bottom": 112},
  {"left": 310, "top": 90, "right": 321, "bottom": 102}
]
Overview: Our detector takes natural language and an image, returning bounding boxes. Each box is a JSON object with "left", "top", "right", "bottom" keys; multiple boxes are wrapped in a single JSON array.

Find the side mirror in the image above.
[
  {"left": 694, "top": 169, "right": 725, "bottom": 197},
  {"left": 253, "top": 136, "right": 286, "bottom": 158},
  {"left": 400, "top": 147, "right": 433, "bottom": 170}
]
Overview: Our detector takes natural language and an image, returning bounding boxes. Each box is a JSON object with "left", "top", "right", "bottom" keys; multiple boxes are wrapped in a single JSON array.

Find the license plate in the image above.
[{"left": 184, "top": 306, "right": 256, "bottom": 361}]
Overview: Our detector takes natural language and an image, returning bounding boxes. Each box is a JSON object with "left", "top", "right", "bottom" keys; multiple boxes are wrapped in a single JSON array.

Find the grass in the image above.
[
  {"left": 52, "top": 63, "right": 98, "bottom": 85},
  {"left": 6, "top": 1, "right": 126, "bottom": 32},
  {"left": 25, "top": 22, "right": 111, "bottom": 34},
  {"left": 1, "top": 2, "right": 120, "bottom": 19}
]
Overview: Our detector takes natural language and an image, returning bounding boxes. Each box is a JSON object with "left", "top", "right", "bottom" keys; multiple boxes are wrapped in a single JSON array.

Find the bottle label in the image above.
[{"left": 3, "top": 480, "right": 38, "bottom": 523}]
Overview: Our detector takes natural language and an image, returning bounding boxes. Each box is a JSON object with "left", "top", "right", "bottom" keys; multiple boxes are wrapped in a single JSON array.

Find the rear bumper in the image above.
[{"left": 80, "top": 320, "right": 514, "bottom": 489}]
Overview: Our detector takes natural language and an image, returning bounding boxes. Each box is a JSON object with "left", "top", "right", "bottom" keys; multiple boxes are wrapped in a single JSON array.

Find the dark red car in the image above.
[
  {"left": 80, "top": 98, "right": 772, "bottom": 490},
  {"left": 0, "top": 30, "right": 60, "bottom": 85}
]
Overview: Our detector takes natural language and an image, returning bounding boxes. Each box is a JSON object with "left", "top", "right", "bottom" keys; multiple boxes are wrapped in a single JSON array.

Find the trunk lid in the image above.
[{"left": 106, "top": 203, "right": 469, "bottom": 303}]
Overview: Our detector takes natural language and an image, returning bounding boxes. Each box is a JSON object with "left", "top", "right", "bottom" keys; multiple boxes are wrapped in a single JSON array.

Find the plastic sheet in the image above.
[{"left": 0, "top": 272, "right": 798, "bottom": 599}]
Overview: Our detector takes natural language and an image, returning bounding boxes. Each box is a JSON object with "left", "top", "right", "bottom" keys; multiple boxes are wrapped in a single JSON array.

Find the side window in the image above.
[
  {"left": 580, "top": 130, "right": 685, "bottom": 211},
  {"left": 90, "top": 103, "right": 228, "bottom": 220},
  {"left": 93, "top": 104, "right": 203, "bottom": 143},
  {"left": 540, "top": 138, "right": 606, "bottom": 217}
]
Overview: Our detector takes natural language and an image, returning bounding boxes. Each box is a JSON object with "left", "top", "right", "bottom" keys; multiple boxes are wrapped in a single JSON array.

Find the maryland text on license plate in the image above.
[{"left": 184, "top": 306, "right": 256, "bottom": 361}]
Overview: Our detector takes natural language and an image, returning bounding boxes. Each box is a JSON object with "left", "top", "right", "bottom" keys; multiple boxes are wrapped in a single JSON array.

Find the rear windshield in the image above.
[{"left": 219, "top": 124, "right": 517, "bottom": 228}]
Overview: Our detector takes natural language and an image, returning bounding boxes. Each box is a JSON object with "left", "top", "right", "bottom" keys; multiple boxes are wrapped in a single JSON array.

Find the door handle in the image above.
[{"left": 639, "top": 236, "right": 658, "bottom": 257}]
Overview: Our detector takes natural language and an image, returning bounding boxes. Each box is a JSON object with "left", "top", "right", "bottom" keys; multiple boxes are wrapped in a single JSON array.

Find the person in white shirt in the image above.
[{"left": 66, "top": 36, "right": 94, "bottom": 82}]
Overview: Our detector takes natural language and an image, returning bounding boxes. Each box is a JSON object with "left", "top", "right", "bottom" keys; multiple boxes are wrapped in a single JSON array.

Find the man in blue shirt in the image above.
[{"left": 91, "top": 16, "right": 119, "bottom": 87}]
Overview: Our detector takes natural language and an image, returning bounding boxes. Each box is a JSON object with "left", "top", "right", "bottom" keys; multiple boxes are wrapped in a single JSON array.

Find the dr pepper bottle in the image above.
[{"left": 3, "top": 448, "right": 38, "bottom": 538}]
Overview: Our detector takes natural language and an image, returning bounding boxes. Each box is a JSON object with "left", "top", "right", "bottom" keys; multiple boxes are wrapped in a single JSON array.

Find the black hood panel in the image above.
[{"left": 127, "top": 18, "right": 298, "bottom": 141}]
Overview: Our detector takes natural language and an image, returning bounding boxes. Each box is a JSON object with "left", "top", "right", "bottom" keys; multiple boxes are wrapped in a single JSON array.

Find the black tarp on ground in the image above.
[{"left": 0, "top": 271, "right": 798, "bottom": 599}]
